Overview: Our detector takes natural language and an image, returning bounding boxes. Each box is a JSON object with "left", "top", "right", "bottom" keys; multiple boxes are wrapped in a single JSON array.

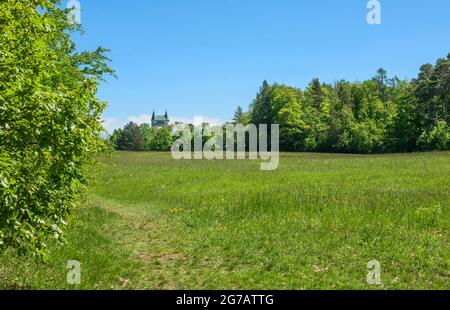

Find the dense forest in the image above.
[{"left": 110, "top": 53, "right": 450, "bottom": 154}]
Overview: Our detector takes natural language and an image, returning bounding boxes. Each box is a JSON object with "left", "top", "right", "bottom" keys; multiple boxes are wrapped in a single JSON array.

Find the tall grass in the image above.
[{"left": 1, "top": 152, "right": 449, "bottom": 289}]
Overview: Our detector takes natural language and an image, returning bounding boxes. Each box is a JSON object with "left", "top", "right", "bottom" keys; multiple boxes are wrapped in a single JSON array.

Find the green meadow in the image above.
[{"left": 1, "top": 151, "right": 449, "bottom": 290}]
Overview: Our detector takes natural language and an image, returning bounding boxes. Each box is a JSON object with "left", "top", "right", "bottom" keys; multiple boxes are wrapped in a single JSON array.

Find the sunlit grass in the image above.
[{"left": 1, "top": 151, "right": 449, "bottom": 289}]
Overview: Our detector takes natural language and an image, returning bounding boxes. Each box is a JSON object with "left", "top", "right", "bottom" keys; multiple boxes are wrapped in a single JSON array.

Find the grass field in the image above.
[{"left": 1, "top": 151, "right": 449, "bottom": 290}]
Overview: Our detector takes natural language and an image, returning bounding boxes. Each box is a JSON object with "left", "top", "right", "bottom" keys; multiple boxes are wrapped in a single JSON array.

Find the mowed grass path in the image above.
[{"left": 1, "top": 152, "right": 449, "bottom": 289}]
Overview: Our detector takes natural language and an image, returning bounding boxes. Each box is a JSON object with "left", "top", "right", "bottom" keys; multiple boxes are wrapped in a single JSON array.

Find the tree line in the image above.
[
  {"left": 108, "top": 123, "right": 173, "bottom": 151},
  {"left": 110, "top": 53, "right": 449, "bottom": 154},
  {"left": 238, "top": 54, "right": 450, "bottom": 153}
]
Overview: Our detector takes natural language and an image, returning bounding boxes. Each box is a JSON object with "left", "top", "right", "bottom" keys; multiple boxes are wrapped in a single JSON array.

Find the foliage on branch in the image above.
[{"left": 0, "top": 0, "right": 115, "bottom": 259}]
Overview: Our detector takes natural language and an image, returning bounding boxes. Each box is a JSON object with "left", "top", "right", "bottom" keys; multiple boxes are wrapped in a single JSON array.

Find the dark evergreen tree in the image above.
[
  {"left": 250, "top": 81, "right": 273, "bottom": 125},
  {"left": 118, "top": 122, "right": 145, "bottom": 151}
]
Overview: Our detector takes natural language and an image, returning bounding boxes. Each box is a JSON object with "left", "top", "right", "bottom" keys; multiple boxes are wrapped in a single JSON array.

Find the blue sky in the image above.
[{"left": 69, "top": 0, "right": 450, "bottom": 132}]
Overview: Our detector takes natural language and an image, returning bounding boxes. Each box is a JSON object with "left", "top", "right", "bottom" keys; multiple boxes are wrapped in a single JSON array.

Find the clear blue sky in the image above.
[{"left": 70, "top": 0, "right": 450, "bottom": 131}]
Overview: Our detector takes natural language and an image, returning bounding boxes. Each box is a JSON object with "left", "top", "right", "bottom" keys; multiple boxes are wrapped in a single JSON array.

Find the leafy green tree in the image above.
[
  {"left": 386, "top": 82, "right": 419, "bottom": 152},
  {"left": 139, "top": 123, "right": 154, "bottom": 151},
  {"left": 373, "top": 68, "right": 400, "bottom": 127},
  {"left": 118, "top": 122, "right": 145, "bottom": 151},
  {"left": 270, "top": 85, "right": 304, "bottom": 151},
  {"left": 414, "top": 55, "right": 450, "bottom": 130},
  {"left": 338, "top": 120, "right": 384, "bottom": 153},
  {"left": 0, "top": 0, "right": 114, "bottom": 258},
  {"left": 150, "top": 127, "right": 173, "bottom": 151},
  {"left": 109, "top": 128, "right": 123, "bottom": 149},
  {"left": 327, "top": 80, "right": 355, "bottom": 150},
  {"left": 301, "top": 80, "right": 333, "bottom": 151},
  {"left": 309, "top": 78, "right": 325, "bottom": 110}
]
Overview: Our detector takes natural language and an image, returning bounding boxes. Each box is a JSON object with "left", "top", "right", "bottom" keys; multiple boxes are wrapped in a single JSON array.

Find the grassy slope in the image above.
[{"left": 1, "top": 152, "right": 449, "bottom": 289}]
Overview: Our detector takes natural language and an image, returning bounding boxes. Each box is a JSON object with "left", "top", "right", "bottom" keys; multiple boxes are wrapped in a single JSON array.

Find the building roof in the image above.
[
  {"left": 152, "top": 111, "right": 169, "bottom": 122},
  {"left": 153, "top": 115, "right": 169, "bottom": 121}
]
